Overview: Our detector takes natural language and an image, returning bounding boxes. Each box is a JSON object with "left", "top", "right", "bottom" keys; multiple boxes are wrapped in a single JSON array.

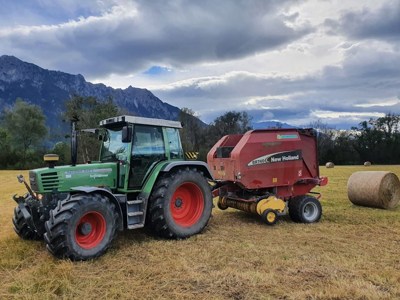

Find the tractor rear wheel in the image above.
[
  {"left": 44, "top": 193, "right": 118, "bottom": 260},
  {"left": 289, "top": 195, "right": 322, "bottom": 223},
  {"left": 12, "top": 205, "right": 41, "bottom": 240},
  {"left": 148, "top": 168, "right": 212, "bottom": 239}
]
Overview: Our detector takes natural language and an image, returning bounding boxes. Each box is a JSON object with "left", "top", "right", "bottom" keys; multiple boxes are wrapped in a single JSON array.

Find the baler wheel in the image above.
[
  {"left": 44, "top": 193, "right": 118, "bottom": 260},
  {"left": 289, "top": 195, "right": 322, "bottom": 223},
  {"left": 12, "top": 205, "right": 42, "bottom": 240},
  {"left": 148, "top": 168, "right": 212, "bottom": 239},
  {"left": 261, "top": 209, "right": 278, "bottom": 225}
]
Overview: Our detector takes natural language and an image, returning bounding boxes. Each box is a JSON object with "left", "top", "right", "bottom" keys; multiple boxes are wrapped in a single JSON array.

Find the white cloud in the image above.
[
  {"left": 311, "top": 110, "right": 386, "bottom": 119},
  {"left": 354, "top": 99, "right": 400, "bottom": 108}
]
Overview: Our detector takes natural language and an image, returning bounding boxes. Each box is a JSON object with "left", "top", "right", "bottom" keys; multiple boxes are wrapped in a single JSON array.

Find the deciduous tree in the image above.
[{"left": 1, "top": 99, "right": 47, "bottom": 167}]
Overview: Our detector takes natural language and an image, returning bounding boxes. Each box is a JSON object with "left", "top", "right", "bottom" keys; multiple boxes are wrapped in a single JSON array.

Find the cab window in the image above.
[{"left": 166, "top": 128, "right": 183, "bottom": 159}]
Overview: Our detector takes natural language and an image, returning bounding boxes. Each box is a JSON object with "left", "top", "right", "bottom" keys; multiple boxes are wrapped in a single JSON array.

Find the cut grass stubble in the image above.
[{"left": 0, "top": 166, "right": 400, "bottom": 299}]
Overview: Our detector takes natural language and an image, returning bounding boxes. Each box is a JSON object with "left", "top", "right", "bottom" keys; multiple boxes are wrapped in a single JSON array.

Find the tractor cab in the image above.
[{"left": 98, "top": 115, "right": 184, "bottom": 191}]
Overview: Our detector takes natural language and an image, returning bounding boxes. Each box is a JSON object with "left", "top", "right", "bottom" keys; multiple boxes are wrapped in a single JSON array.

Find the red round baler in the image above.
[{"left": 207, "top": 128, "right": 328, "bottom": 225}]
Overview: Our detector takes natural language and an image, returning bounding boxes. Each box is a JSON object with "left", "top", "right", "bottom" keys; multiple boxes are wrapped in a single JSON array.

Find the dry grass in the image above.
[{"left": 1, "top": 166, "right": 400, "bottom": 299}]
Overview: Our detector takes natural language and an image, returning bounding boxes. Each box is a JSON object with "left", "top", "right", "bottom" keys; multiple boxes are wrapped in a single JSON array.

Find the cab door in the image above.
[{"left": 129, "top": 125, "right": 166, "bottom": 188}]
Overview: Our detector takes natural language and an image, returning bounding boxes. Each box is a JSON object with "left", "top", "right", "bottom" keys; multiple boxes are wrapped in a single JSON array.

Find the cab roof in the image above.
[{"left": 99, "top": 115, "right": 182, "bottom": 129}]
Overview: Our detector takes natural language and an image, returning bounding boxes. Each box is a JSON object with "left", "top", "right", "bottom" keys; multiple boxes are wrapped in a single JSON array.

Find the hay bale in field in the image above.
[
  {"left": 347, "top": 171, "right": 400, "bottom": 209},
  {"left": 364, "top": 161, "right": 372, "bottom": 166},
  {"left": 325, "top": 162, "right": 335, "bottom": 168}
]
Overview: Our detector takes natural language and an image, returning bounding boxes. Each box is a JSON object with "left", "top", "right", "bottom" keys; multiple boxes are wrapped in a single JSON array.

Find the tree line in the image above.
[
  {"left": 0, "top": 96, "right": 399, "bottom": 169},
  {"left": 314, "top": 113, "right": 400, "bottom": 165}
]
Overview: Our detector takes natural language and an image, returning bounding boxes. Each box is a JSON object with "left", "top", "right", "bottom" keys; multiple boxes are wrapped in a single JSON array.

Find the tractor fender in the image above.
[
  {"left": 161, "top": 161, "right": 214, "bottom": 179},
  {"left": 70, "top": 186, "right": 124, "bottom": 231}
]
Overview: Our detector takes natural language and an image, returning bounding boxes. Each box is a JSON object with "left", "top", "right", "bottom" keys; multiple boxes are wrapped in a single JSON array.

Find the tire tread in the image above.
[
  {"left": 12, "top": 205, "right": 41, "bottom": 240},
  {"left": 44, "top": 193, "right": 118, "bottom": 260},
  {"left": 288, "top": 195, "right": 322, "bottom": 223},
  {"left": 148, "top": 168, "right": 212, "bottom": 239}
]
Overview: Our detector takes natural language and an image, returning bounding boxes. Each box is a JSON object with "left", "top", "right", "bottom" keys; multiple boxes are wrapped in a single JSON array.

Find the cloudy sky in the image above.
[{"left": 0, "top": 0, "right": 399, "bottom": 128}]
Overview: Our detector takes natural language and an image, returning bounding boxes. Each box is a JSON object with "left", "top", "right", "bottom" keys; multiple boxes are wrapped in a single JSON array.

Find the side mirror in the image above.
[{"left": 122, "top": 126, "right": 132, "bottom": 143}]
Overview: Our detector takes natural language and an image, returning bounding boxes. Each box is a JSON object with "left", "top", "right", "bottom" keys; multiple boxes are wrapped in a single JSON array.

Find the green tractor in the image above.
[{"left": 12, "top": 115, "right": 213, "bottom": 260}]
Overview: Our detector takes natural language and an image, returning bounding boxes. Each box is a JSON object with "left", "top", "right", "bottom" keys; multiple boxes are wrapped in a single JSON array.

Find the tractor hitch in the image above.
[
  {"left": 17, "top": 174, "right": 35, "bottom": 198},
  {"left": 13, "top": 194, "right": 28, "bottom": 204}
]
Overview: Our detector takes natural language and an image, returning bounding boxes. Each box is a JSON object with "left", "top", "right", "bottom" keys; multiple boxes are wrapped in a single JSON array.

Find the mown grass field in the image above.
[{"left": 1, "top": 166, "right": 400, "bottom": 299}]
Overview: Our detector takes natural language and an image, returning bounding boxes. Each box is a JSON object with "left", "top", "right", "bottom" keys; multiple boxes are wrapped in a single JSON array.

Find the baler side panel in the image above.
[{"left": 234, "top": 130, "right": 304, "bottom": 190}]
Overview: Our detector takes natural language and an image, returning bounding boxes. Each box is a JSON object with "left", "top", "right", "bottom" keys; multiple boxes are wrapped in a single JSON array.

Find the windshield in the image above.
[{"left": 100, "top": 128, "right": 129, "bottom": 162}]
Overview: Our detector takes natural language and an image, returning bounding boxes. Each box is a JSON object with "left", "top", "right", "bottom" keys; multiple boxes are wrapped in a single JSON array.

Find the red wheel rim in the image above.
[
  {"left": 75, "top": 211, "right": 106, "bottom": 249},
  {"left": 170, "top": 182, "right": 205, "bottom": 227}
]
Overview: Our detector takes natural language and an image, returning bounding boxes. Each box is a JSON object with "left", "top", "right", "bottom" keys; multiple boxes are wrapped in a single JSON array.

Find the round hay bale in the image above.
[
  {"left": 325, "top": 162, "right": 335, "bottom": 168},
  {"left": 364, "top": 161, "right": 372, "bottom": 166},
  {"left": 347, "top": 171, "right": 400, "bottom": 209}
]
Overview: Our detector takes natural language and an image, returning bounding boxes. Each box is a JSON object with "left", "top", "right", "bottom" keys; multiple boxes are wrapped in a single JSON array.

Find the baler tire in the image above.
[
  {"left": 261, "top": 209, "right": 278, "bottom": 226},
  {"left": 44, "top": 193, "right": 118, "bottom": 261},
  {"left": 289, "top": 195, "right": 322, "bottom": 223},
  {"left": 12, "top": 205, "right": 42, "bottom": 240},
  {"left": 148, "top": 168, "right": 212, "bottom": 239}
]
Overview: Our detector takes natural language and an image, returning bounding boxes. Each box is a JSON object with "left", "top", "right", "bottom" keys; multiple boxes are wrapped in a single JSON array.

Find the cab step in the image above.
[
  {"left": 127, "top": 224, "right": 145, "bottom": 230},
  {"left": 126, "top": 197, "right": 145, "bottom": 229},
  {"left": 127, "top": 211, "right": 143, "bottom": 217}
]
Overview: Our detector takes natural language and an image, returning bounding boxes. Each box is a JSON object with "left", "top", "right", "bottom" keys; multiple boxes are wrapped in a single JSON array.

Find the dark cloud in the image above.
[
  {"left": 325, "top": 0, "right": 400, "bottom": 41},
  {"left": 0, "top": 0, "right": 311, "bottom": 77}
]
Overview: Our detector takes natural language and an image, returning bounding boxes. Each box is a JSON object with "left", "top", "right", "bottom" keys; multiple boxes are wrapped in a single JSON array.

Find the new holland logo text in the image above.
[{"left": 248, "top": 150, "right": 302, "bottom": 166}]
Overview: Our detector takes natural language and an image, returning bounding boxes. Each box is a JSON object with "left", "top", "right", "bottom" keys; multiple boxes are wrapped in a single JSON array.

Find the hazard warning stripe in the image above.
[{"left": 185, "top": 152, "right": 199, "bottom": 160}]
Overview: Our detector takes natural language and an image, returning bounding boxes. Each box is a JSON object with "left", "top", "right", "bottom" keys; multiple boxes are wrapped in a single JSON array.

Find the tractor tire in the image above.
[
  {"left": 44, "top": 193, "right": 118, "bottom": 261},
  {"left": 12, "top": 205, "right": 42, "bottom": 240},
  {"left": 148, "top": 168, "right": 212, "bottom": 239},
  {"left": 288, "top": 195, "right": 322, "bottom": 223}
]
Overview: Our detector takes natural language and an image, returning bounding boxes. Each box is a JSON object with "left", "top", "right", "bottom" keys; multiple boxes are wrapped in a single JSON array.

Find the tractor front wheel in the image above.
[
  {"left": 289, "top": 195, "right": 322, "bottom": 223},
  {"left": 148, "top": 168, "right": 212, "bottom": 239},
  {"left": 44, "top": 193, "right": 118, "bottom": 260}
]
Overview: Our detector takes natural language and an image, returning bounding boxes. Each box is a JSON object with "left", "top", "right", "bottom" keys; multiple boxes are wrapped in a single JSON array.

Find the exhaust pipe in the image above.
[{"left": 71, "top": 119, "right": 78, "bottom": 166}]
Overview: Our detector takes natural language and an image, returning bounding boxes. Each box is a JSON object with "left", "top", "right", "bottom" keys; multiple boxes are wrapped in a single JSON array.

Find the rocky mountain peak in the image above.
[{"left": 0, "top": 55, "right": 181, "bottom": 130}]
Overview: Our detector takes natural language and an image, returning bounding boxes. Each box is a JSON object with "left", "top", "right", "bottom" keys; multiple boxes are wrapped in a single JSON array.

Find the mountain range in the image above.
[
  {"left": 0, "top": 55, "right": 181, "bottom": 133},
  {"left": 252, "top": 121, "right": 295, "bottom": 129}
]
